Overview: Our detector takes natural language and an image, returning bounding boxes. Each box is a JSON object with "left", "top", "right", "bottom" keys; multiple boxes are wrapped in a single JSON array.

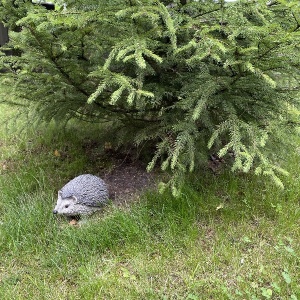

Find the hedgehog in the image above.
[{"left": 53, "top": 174, "right": 109, "bottom": 219}]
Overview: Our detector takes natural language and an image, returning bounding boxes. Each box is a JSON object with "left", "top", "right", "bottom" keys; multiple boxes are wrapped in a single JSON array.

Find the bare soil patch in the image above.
[
  {"left": 82, "top": 139, "right": 161, "bottom": 205},
  {"left": 102, "top": 161, "right": 158, "bottom": 206}
]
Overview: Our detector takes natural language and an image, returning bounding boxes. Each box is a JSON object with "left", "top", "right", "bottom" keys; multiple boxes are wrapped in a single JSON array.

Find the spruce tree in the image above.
[{"left": 0, "top": 0, "right": 299, "bottom": 194}]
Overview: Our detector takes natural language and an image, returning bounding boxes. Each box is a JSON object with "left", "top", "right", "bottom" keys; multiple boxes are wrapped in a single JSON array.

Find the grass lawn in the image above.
[{"left": 0, "top": 105, "right": 299, "bottom": 299}]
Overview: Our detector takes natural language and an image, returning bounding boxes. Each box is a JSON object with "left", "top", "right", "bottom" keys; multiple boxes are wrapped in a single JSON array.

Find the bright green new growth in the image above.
[{"left": 0, "top": 0, "right": 299, "bottom": 193}]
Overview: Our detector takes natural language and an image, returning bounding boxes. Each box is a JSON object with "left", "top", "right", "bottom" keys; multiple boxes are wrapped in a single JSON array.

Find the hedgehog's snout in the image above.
[{"left": 53, "top": 210, "right": 58, "bottom": 214}]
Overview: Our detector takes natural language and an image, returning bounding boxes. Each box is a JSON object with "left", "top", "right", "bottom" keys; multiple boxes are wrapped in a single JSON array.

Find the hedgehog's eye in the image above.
[{"left": 65, "top": 204, "right": 69, "bottom": 208}]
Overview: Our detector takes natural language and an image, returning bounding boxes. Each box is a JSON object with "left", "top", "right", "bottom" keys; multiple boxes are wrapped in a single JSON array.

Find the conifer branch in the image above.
[
  {"left": 1, "top": 0, "right": 299, "bottom": 194},
  {"left": 26, "top": 26, "right": 90, "bottom": 97},
  {"left": 193, "top": 8, "right": 221, "bottom": 19}
]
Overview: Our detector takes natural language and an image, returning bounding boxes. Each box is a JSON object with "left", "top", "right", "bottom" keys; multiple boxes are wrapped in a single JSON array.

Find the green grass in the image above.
[{"left": 0, "top": 106, "right": 300, "bottom": 299}]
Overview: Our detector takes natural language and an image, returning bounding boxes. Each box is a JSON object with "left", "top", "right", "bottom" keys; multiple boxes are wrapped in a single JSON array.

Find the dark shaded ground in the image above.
[
  {"left": 102, "top": 161, "right": 158, "bottom": 205},
  {"left": 81, "top": 140, "right": 224, "bottom": 206},
  {"left": 99, "top": 153, "right": 226, "bottom": 205},
  {"left": 82, "top": 139, "right": 160, "bottom": 205}
]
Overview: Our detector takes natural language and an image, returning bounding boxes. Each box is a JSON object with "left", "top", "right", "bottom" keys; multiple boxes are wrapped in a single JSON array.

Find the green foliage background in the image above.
[{"left": 1, "top": 0, "right": 300, "bottom": 193}]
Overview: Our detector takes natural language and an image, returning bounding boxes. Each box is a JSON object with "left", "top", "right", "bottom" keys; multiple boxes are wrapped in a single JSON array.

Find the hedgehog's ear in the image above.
[
  {"left": 71, "top": 195, "right": 78, "bottom": 202},
  {"left": 58, "top": 191, "right": 62, "bottom": 199}
]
